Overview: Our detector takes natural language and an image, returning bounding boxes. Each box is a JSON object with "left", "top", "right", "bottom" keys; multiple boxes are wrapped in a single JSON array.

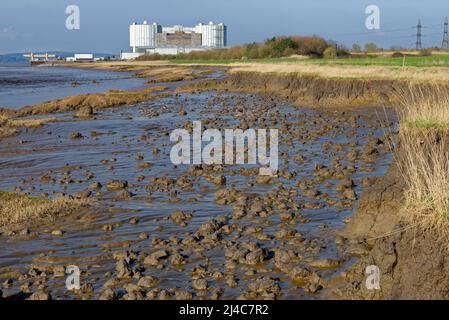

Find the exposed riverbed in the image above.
[
  {"left": 0, "top": 63, "right": 147, "bottom": 110},
  {"left": 0, "top": 69, "right": 396, "bottom": 300}
]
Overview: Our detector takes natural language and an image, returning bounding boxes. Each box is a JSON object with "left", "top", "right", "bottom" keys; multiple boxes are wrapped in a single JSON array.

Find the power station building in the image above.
[{"left": 128, "top": 21, "right": 227, "bottom": 56}]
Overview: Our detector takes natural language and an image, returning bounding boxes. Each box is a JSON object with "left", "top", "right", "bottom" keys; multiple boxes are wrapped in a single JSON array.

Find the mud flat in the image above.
[
  {"left": 177, "top": 66, "right": 449, "bottom": 299},
  {"left": 0, "top": 64, "right": 397, "bottom": 300}
]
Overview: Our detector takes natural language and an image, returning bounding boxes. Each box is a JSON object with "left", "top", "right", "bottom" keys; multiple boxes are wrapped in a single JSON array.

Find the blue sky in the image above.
[{"left": 1, "top": 0, "right": 448, "bottom": 54}]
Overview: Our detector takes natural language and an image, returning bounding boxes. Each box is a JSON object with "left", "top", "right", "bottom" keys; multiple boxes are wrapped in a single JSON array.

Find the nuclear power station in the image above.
[{"left": 122, "top": 21, "right": 227, "bottom": 59}]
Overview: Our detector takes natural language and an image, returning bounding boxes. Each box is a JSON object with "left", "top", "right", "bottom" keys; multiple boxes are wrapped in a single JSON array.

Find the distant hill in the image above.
[{"left": 0, "top": 52, "right": 117, "bottom": 62}]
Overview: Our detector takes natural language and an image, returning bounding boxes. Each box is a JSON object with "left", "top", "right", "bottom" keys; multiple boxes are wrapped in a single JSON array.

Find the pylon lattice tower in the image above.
[
  {"left": 416, "top": 19, "right": 422, "bottom": 50},
  {"left": 442, "top": 17, "right": 449, "bottom": 49}
]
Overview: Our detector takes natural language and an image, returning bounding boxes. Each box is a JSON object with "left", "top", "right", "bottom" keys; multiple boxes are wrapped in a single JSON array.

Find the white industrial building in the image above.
[{"left": 126, "top": 20, "right": 227, "bottom": 58}]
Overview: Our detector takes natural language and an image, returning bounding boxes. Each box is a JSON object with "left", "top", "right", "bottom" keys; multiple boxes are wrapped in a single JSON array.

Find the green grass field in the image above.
[
  {"left": 169, "top": 57, "right": 304, "bottom": 65},
  {"left": 170, "top": 54, "right": 449, "bottom": 68}
]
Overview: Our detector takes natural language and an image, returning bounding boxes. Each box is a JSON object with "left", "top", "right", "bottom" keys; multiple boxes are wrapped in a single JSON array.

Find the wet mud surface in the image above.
[{"left": 0, "top": 76, "right": 395, "bottom": 299}]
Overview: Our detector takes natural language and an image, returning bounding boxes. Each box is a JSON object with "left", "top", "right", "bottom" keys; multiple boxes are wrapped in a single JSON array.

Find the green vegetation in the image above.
[
  {"left": 138, "top": 35, "right": 330, "bottom": 61},
  {"left": 169, "top": 54, "right": 449, "bottom": 68},
  {"left": 306, "top": 54, "right": 449, "bottom": 67},
  {"left": 170, "top": 57, "right": 307, "bottom": 65},
  {"left": 404, "top": 120, "right": 449, "bottom": 129}
]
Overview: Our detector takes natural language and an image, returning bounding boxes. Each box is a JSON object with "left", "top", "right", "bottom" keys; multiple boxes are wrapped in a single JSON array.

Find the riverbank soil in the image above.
[{"left": 334, "top": 130, "right": 449, "bottom": 299}]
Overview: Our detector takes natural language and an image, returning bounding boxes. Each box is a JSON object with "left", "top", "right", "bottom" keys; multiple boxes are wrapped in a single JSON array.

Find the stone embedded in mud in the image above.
[
  {"left": 170, "top": 253, "right": 187, "bottom": 265},
  {"left": 99, "top": 288, "right": 118, "bottom": 300},
  {"left": 192, "top": 278, "right": 209, "bottom": 291},
  {"left": 102, "top": 224, "right": 114, "bottom": 232},
  {"left": 137, "top": 162, "right": 152, "bottom": 169},
  {"left": 116, "top": 258, "right": 133, "bottom": 278},
  {"left": 139, "top": 232, "right": 149, "bottom": 240},
  {"left": 214, "top": 188, "right": 238, "bottom": 205},
  {"left": 137, "top": 276, "right": 159, "bottom": 288},
  {"left": 303, "top": 188, "right": 320, "bottom": 198},
  {"left": 196, "top": 219, "right": 220, "bottom": 236},
  {"left": 89, "top": 182, "right": 102, "bottom": 190},
  {"left": 274, "top": 249, "right": 301, "bottom": 264},
  {"left": 247, "top": 276, "right": 281, "bottom": 297},
  {"left": 116, "top": 190, "right": 135, "bottom": 199},
  {"left": 255, "top": 175, "right": 275, "bottom": 184},
  {"left": 129, "top": 217, "right": 139, "bottom": 225},
  {"left": 213, "top": 175, "right": 226, "bottom": 186},
  {"left": 70, "top": 132, "right": 83, "bottom": 139},
  {"left": 74, "top": 190, "right": 91, "bottom": 199},
  {"left": 106, "top": 180, "right": 128, "bottom": 191},
  {"left": 28, "top": 290, "right": 51, "bottom": 300},
  {"left": 226, "top": 276, "right": 239, "bottom": 288},
  {"left": 144, "top": 250, "right": 169, "bottom": 266},
  {"left": 289, "top": 266, "right": 317, "bottom": 285},
  {"left": 170, "top": 210, "right": 193, "bottom": 224},
  {"left": 51, "top": 229, "right": 64, "bottom": 236},
  {"left": 40, "top": 174, "right": 55, "bottom": 184},
  {"left": 175, "top": 290, "right": 193, "bottom": 300}
]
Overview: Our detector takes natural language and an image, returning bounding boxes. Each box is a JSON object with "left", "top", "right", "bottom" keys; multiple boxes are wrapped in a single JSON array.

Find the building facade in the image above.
[{"left": 129, "top": 21, "right": 227, "bottom": 53}]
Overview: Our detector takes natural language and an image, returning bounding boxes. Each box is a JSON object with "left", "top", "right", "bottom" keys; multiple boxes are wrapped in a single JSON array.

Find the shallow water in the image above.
[
  {"left": 0, "top": 63, "right": 147, "bottom": 109},
  {"left": 0, "top": 79, "right": 395, "bottom": 299}
]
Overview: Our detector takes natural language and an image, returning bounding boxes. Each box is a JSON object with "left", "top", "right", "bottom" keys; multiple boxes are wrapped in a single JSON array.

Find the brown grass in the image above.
[
  {"left": 15, "top": 86, "right": 167, "bottom": 116},
  {"left": 0, "top": 114, "right": 57, "bottom": 138},
  {"left": 228, "top": 63, "right": 449, "bottom": 81},
  {"left": 396, "top": 84, "right": 449, "bottom": 128},
  {"left": 396, "top": 129, "right": 449, "bottom": 237},
  {"left": 0, "top": 191, "right": 92, "bottom": 229},
  {"left": 396, "top": 84, "right": 449, "bottom": 240}
]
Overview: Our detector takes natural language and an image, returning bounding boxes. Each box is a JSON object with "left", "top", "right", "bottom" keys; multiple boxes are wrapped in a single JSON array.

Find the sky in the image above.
[{"left": 1, "top": 0, "right": 449, "bottom": 54}]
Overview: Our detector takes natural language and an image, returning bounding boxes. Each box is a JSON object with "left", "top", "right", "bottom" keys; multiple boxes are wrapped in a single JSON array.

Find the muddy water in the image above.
[
  {"left": 0, "top": 82, "right": 395, "bottom": 299},
  {"left": 0, "top": 63, "right": 147, "bottom": 109}
]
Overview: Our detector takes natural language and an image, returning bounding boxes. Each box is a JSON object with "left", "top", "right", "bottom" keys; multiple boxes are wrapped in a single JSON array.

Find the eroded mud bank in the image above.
[
  {"left": 335, "top": 134, "right": 449, "bottom": 299},
  {"left": 181, "top": 71, "right": 449, "bottom": 109}
]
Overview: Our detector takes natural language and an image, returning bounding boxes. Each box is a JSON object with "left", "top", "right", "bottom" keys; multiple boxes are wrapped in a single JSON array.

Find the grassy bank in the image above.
[
  {"left": 170, "top": 53, "right": 449, "bottom": 68},
  {"left": 0, "top": 114, "right": 57, "bottom": 139},
  {"left": 0, "top": 191, "right": 91, "bottom": 229},
  {"left": 395, "top": 85, "right": 449, "bottom": 238}
]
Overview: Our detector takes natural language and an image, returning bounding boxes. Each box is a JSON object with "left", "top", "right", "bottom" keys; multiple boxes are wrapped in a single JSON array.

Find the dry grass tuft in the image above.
[
  {"left": 0, "top": 114, "right": 57, "bottom": 139},
  {"left": 397, "top": 129, "right": 449, "bottom": 237},
  {"left": 397, "top": 84, "right": 449, "bottom": 129},
  {"left": 0, "top": 191, "right": 92, "bottom": 228},
  {"left": 397, "top": 84, "right": 449, "bottom": 240},
  {"left": 0, "top": 115, "right": 18, "bottom": 138}
]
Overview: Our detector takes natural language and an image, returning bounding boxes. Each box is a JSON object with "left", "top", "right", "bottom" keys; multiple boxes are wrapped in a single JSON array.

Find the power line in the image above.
[
  {"left": 416, "top": 19, "right": 422, "bottom": 50},
  {"left": 442, "top": 17, "right": 449, "bottom": 49}
]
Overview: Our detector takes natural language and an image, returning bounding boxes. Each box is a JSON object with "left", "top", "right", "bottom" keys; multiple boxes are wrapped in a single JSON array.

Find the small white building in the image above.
[
  {"left": 74, "top": 53, "right": 94, "bottom": 61},
  {"left": 65, "top": 53, "right": 95, "bottom": 62}
]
